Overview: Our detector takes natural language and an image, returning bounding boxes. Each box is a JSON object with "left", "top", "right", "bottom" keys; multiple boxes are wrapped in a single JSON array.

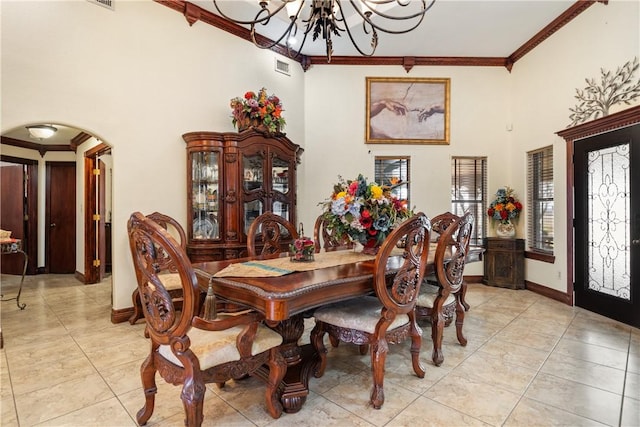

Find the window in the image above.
[
  {"left": 451, "top": 157, "right": 487, "bottom": 245},
  {"left": 527, "top": 146, "right": 554, "bottom": 253},
  {"left": 374, "top": 156, "right": 410, "bottom": 205}
]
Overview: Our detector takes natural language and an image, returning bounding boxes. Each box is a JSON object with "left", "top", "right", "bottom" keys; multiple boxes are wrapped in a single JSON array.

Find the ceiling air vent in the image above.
[
  {"left": 87, "top": 0, "right": 115, "bottom": 11},
  {"left": 275, "top": 58, "right": 291, "bottom": 76}
]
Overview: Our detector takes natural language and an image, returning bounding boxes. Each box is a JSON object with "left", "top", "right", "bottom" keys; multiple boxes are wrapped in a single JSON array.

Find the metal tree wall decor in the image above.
[{"left": 568, "top": 57, "right": 640, "bottom": 127}]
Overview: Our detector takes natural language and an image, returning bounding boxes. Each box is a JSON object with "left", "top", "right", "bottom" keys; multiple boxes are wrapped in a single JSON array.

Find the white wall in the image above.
[
  {"left": 510, "top": 0, "right": 640, "bottom": 292},
  {"left": 1, "top": 0, "right": 306, "bottom": 309},
  {"left": 301, "top": 65, "right": 512, "bottom": 276},
  {"left": 2, "top": 0, "right": 638, "bottom": 311}
]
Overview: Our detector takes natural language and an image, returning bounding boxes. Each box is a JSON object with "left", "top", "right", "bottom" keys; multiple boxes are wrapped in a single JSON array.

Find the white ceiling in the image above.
[
  {"left": 1, "top": 0, "right": 581, "bottom": 147},
  {"left": 196, "top": 0, "right": 577, "bottom": 58}
]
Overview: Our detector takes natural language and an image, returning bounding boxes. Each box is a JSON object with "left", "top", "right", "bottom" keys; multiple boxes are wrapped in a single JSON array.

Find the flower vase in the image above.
[
  {"left": 362, "top": 239, "right": 381, "bottom": 255},
  {"left": 495, "top": 220, "right": 516, "bottom": 238}
]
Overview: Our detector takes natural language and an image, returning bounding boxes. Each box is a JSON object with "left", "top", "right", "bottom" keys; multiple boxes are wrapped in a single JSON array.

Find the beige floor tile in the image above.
[
  {"left": 13, "top": 372, "right": 114, "bottom": 426},
  {"left": 626, "top": 371, "right": 640, "bottom": 400},
  {"left": 540, "top": 352, "right": 626, "bottom": 395},
  {"left": 628, "top": 351, "right": 640, "bottom": 375},
  {"left": 423, "top": 372, "right": 521, "bottom": 425},
  {"left": 563, "top": 321, "right": 632, "bottom": 352},
  {"left": 478, "top": 337, "right": 550, "bottom": 370},
  {"left": 621, "top": 396, "right": 639, "bottom": 427},
  {"left": 321, "top": 370, "right": 420, "bottom": 427},
  {"left": 118, "top": 380, "right": 187, "bottom": 425},
  {"left": 388, "top": 396, "right": 490, "bottom": 426},
  {"left": 553, "top": 337, "right": 629, "bottom": 371},
  {"left": 100, "top": 357, "right": 148, "bottom": 396},
  {"left": 269, "top": 391, "right": 375, "bottom": 427},
  {"left": 451, "top": 351, "right": 537, "bottom": 394},
  {"left": 524, "top": 372, "right": 621, "bottom": 426},
  {"left": 492, "top": 323, "right": 561, "bottom": 352},
  {"left": 504, "top": 397, "right": 608, "bottom": 426},
  {"left": 1, "top": 396, "right": 18, "bottom": 426},
  {"left": 34, "top": 397, "right": 137, "bottom": 426}
]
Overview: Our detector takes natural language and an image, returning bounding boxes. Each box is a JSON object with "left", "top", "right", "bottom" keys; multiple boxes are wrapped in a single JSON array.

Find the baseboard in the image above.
[
  {"left": 111, "top": 307, "right": 134, "bottom": 324},
  {"left": 525, "top": 280, "right": 572, "bottom": 305},
  {"left": 464, "top": 275, "right": 483, "bottom": 283},
  {"left": 74, "top": 270, "right": 85, "bottom": 284}
]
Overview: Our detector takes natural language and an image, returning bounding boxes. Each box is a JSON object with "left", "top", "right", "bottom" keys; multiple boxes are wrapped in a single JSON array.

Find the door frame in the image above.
[
  {"left": 0, "top": 155, "right": 38, "bottom": 275},
  {"left": 557, "top": 105, "right": 640, "bottom": 307},
  {"left": 83, "top": 142, "right": 111, "bottom": 284}
]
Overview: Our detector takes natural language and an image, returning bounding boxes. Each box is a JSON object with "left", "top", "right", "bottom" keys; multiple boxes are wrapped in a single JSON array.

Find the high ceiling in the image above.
[
  {"left": 1, "top": 0, "right": 597, "bottom": 150},
  {"left": 191, "top": 0, "right": 579, "bottom": 58}
]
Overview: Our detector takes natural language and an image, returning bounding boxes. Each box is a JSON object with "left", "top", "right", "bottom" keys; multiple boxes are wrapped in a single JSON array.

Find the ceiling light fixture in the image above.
[
  {"left": 26, "top": 125, "right": 58, "bottom": 140},
  {"left": 212, "top": 0, "right": 436, "bottom": 63}
]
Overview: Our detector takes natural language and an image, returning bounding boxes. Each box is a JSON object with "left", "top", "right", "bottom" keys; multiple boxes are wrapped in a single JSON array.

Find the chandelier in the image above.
[{"left": 212, "top": 0, "right": 436, "bottom": 63}]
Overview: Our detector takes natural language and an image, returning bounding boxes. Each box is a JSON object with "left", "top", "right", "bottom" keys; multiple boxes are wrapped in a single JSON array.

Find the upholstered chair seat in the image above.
[{"left": 313, "top": 296, "right": 410, "bottom": 334}]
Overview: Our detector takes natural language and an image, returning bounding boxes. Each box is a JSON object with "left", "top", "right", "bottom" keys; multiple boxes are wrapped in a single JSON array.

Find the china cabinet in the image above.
[{"left": 183, "top": 129, "right": 303, "bottom": 262}]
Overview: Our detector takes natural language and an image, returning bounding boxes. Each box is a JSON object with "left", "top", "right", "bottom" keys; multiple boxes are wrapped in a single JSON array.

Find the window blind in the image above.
[
  {"left": 374, "top": 157, "right": 410, "bottom": 204},
  {"left": 451, "top": 157, "right": 487, "bottom": 245},
  {"left": 527, "top": 146, "right": 554, "bottom": 252}
]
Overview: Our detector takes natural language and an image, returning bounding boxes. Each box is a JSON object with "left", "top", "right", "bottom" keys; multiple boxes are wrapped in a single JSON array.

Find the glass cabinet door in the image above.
[
  {"left": 271, "top": 155, "right": 289, "bottom": 195},
  {"left": 191, "top": 151, "right": 219, "bottom": 240},
  {"left": 243, "top": 153, "right": 263, "bottom": 192},
  {"left": 244, "top": 200, "right": 263, "bottom": 234}
]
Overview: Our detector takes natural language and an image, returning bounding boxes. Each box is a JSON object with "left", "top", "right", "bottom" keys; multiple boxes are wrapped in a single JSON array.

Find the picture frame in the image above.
[{"left": 366, "top": 77, "right": 450, "bottom": 145}]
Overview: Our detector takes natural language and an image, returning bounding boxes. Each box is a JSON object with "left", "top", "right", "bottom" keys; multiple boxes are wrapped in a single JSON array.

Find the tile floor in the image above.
[{"left": 1, "top": 274, "right": 638, "bottom": 427}]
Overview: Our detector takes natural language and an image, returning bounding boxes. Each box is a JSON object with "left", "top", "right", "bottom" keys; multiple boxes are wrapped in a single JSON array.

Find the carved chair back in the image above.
[
  {"left": 434, "top": 212, "right": 474, "bottom": 295},
  {"left": 373, "top": 212, "right": 432, "bottom": 317},
  {"left": 313, "top": 214, "right": 354, "bottom": 253},
  {"left": 247, "top": 211, "right": 298, "bottom": 258},
  {"left": 128, "top": 211, "right": 199, "bottom": 343}
]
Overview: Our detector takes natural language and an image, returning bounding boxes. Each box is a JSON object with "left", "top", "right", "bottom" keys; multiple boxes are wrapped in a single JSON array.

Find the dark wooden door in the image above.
[
  {"left": 46, "top": 162, "right": 76, "bottom": 274},
  {"left": 0, "top": 164, "right": 24, "bottom": 274},
  {"left": 574, "top": 124, "right": 640, "bottom": 327}
]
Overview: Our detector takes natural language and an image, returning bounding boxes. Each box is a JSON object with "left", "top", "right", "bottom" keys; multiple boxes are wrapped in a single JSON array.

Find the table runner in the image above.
[{"left": 213, "top": 250, "right": 377, "bottom": 278}]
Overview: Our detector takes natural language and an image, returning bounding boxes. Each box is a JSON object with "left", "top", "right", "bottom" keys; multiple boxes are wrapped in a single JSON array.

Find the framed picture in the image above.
[{"left": 366, "top": 77, "right": 450, "bottom": 144}]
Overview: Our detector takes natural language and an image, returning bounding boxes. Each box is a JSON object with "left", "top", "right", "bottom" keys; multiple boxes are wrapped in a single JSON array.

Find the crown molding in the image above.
[
  {"left": 0, "top": 136, "right": 74, "bottom": 157},
  {"left": 155, "top": 0, "right": 603, "bottom": 72}
]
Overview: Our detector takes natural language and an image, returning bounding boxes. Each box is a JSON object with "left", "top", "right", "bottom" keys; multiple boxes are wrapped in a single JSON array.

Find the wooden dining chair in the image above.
[
  {"left": 313, "top": 214, "right": 353, "bottom": 253},
  {"left": 247, "top": 211, "right": 298, "bottom": 258},
  {"left": 415, "top": 211, "right": 461, "bottom": 328},
  {"left": 129, "top": 212, "right": 187, "bottom": 325},
  {"left": 416, "top": 212, "right": 474, "bottom": 366},
  {"left": 127, "top": 212, "right": 286, "bottom": 426},
  {"left": 310, "top": 213, "right": 432, "bottom": 409}
]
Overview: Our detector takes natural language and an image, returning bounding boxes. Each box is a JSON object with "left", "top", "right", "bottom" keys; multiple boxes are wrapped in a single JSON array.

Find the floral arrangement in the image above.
[
  {"left": 230, "top": 87, "right": 286, "bottom": 134},
  {"left": 319, "top": 174, "right": 412, "bottom": 251},
  {"left": 487, "top": 187, "right": 523, "bottom": 224},
  {"left": 289, "top": 236, "right": 315, "bottom": 262}
]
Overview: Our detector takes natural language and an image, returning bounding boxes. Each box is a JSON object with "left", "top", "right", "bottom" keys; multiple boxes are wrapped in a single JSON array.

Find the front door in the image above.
[
  {"left": 573, "top": 124, "right": 640, "bottom": 327},
  {"left": 46, "top": 162, "right": 76, "bottom": 274}
]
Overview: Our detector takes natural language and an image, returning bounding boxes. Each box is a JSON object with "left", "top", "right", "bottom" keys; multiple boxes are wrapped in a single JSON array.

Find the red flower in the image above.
[
  {"left": 244, "top": 91, "right": 255, "bottom": 100},
  {"left": 360, "top": 210, "right": 373, "bottom": 229},
  {"left": 487, "top": 207, "right": 495, "bottom": 217},
  {"left": 500, "top": 210, "right": 508, "bottom": 220},
  {"left": 514, "top": 201, "right": 523, "bottom": 211}
]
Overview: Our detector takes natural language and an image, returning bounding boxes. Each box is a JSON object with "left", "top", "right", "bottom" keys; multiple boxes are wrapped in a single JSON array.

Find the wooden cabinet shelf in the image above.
[
  {"left": 482, "top": 238, "right": 525, "bottom": 289},
  {"left": 184, "top": 129, "right": 303, "bottom": 262}
]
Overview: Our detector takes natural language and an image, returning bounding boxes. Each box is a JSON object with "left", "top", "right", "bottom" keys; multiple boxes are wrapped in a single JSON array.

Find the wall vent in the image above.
[
  {"left": 87, "top": 0, "right": 115, "bottom": 11},
  {"left": 275, "top": 58, "right": 291, "bottom": 76}
]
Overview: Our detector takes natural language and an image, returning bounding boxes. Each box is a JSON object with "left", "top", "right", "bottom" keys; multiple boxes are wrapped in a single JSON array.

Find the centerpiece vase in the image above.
[
  {"left": 362, "top": 238, "right": 381, "bottom": 255},
  {"left": 495, "top": 220, "right": 516, "bottom": 238}
]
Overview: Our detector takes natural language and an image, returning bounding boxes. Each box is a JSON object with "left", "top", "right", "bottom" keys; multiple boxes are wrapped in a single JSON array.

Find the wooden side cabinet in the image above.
[{"left": 483, "top": 238, "right": 525, "bottom": 289}]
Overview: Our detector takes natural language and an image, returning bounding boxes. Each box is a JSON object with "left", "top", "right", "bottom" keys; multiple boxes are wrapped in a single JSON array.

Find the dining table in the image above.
[{"left": 193, "top": 245, "right": 483, "bottom": 413}]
